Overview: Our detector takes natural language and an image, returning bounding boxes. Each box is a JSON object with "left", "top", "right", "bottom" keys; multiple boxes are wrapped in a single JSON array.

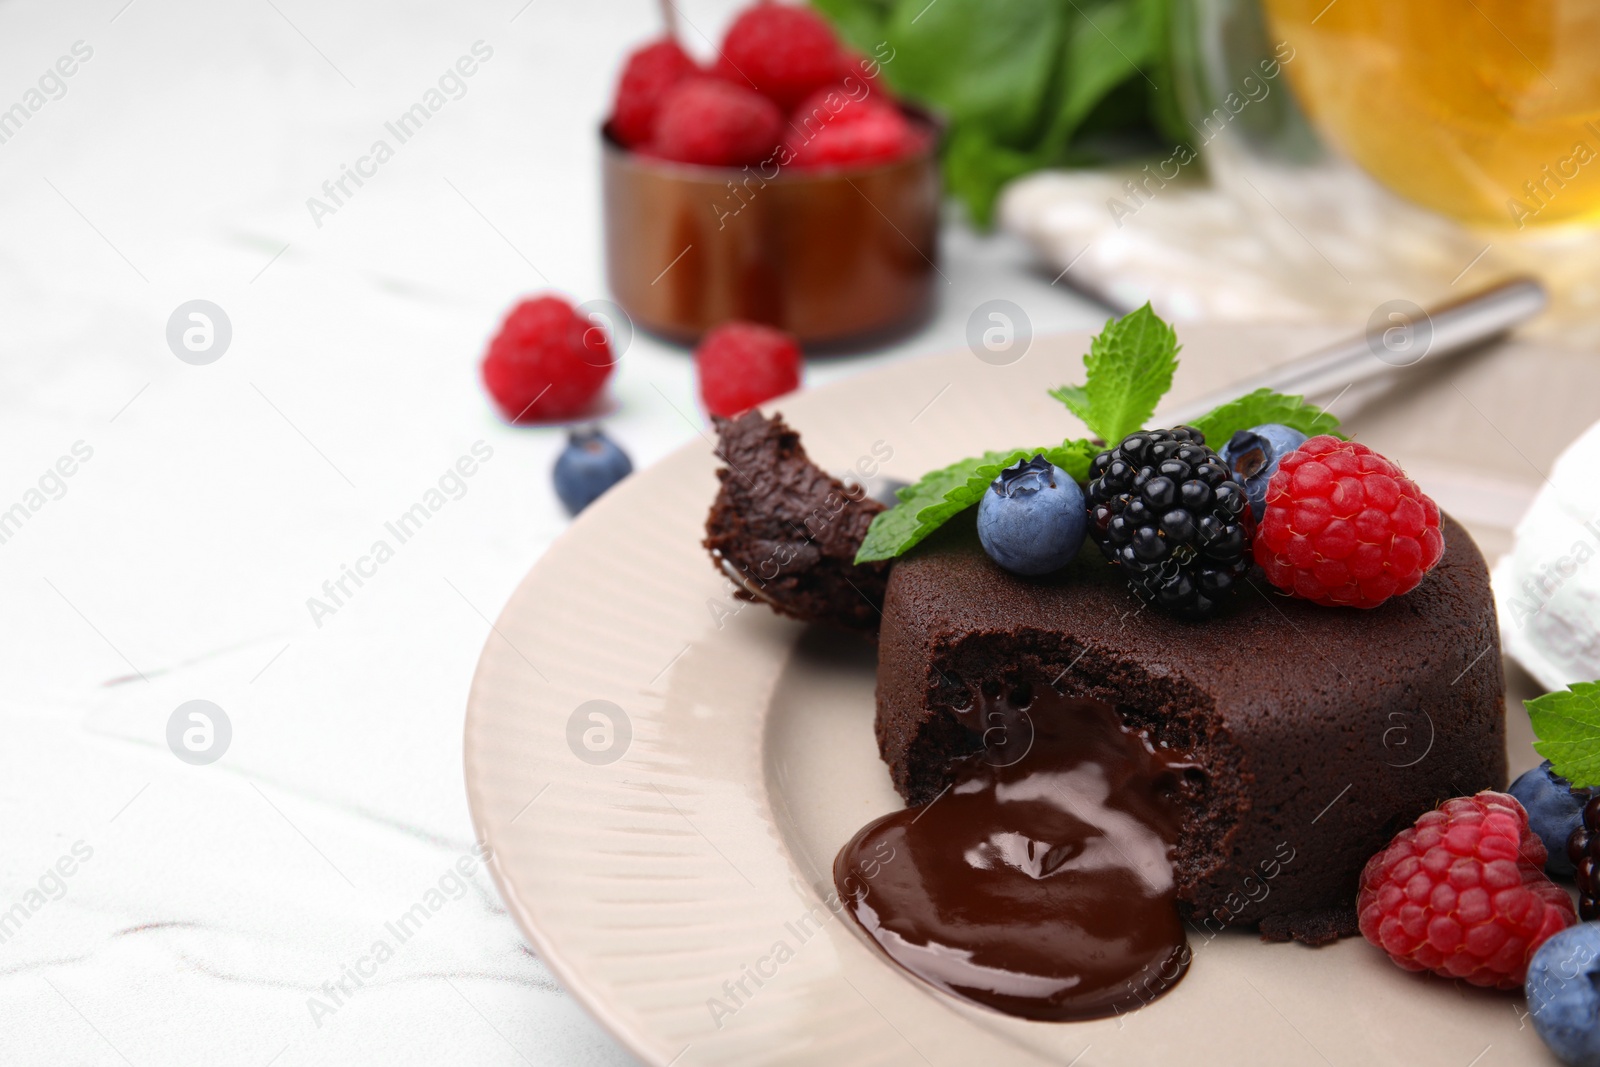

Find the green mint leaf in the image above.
[
  {"left": 1135, "top": 0, "right": 1192, "bottom": 146},
  {"left": 1050, "top": 384, "right": 1093, "bottom": 432},
  {"left": 943, "top": 126, "right": 1042, "bottom": 228},
  {"left": 1048, "top": 0, "right": 1158, "bottom": 150},
  {"left": 809, "top": 0, "right": 895, "bottom": 52},
  {"left": 855, "top": 448, "right": 1033, "bottom": 563},
  {"left": 936, "top": 0, "right": 1161, "bottom": 230},
  {"left": 1529, "top": 683, "right": 1600, "bottom": 789},
  {"left": 883, "top": 0, "right": 1065, "bottom": 147},
  {"left": 1042, "top": 437, "right": 1099, "bottom": 483},
  {"left": 811, "top": 0, "right": 1175, "bottom": 230},
  {"left": 1189, "top": 388, "right": 1345, "bottom": 449},
  {"left": 1049, "top": 303, "right": 1179, "bottom": 445}
]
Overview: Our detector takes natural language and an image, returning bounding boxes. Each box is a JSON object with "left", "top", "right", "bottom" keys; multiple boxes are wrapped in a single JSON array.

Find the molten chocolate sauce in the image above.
[{"left": 834, "top": 691, "right": 1192, "bottom": 1021}]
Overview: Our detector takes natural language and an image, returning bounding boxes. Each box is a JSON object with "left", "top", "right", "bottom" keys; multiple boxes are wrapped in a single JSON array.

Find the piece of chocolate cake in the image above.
[
  {"left": 705, "top": 411, "right": 890, "bottom": 632},
  {"left": 874, "top": 510, "right": 1507, "bottom": 940}
]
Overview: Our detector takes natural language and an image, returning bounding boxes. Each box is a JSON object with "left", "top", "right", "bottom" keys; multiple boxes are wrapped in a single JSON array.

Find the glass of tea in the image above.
[{"left": 1174, "top": 0, "right": 1600, "bottom": 332}]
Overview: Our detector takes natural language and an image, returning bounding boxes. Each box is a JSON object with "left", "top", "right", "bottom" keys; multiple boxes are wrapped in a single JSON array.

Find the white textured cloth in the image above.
[
  {"left": 1000, "top": 168, "right": 1334, "bottom": 321},
  {"left": 1000, "top": 163, "right": 1600, "bottom": 338}
]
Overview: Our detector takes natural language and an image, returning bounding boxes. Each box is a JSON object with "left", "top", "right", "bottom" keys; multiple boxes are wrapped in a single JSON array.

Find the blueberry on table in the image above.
[
  {"left": 976, "top": 455, "right": 1086, "bottom": 576},
  {"left": 1510, "top": 760, "right": 1593, "bottom": 879},
  {"left": 1527, "top": 923, "right": 1600, "bottom": 1067},
  {"left": 1220, "top": 423, "right": 1308, "bottom": 522},
  {"left": 554, "top": 427, "right": 632, "bottom": 515}
]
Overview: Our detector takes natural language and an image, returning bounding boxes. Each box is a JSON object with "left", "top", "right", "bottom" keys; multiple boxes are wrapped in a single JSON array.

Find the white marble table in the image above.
[{"left": 0, "top": 2, "right": 1111, "bottom": 1063}]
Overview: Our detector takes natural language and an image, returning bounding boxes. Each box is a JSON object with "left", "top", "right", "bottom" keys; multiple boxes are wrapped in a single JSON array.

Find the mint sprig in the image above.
[
  {"left": 1049, "top": 304, "right": 1179, "bottom": 447},
  {"left": 852, "top": 304, "right": 1349, "bottom": 565},
  {"left": 1528, "top": 683, "right": 1600, "bottom": 788},
  {"left": 857, "top": 304, "right": 1180, "bottom": 564},
  {"left": 812, "top": 0, "right": 1182, "bottom": 227},
  {"left": 1190, "top": 388, "right": 1344, "bottom": 448}
]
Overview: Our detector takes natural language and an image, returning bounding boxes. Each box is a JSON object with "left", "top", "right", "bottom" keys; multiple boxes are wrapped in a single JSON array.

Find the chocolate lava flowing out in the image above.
[{"left": 833, "top": 689, "right": 1195, "bottom": 1021}]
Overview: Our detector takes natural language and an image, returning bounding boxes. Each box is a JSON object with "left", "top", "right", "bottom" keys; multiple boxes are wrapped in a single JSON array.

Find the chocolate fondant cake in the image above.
[
  {"left": 875, "top": 511, "right": 1507, "bottom": 941},
  {"left": 705, "top": 400, "right": 1511, "bottom": 1018}
]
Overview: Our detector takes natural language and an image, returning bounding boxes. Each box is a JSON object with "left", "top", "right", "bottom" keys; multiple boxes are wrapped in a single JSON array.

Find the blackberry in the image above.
[
  {"left": 1084, "top": 427, "right": 1253, "bottom": 620},
  {"left": 1569, "top": 795, "right": 1600, "bottom": 919}
]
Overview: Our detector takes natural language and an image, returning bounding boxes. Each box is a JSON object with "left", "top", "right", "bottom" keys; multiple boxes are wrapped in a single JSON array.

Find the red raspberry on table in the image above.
[
  {"left": 653, "top": 77, "right": 784, "bottom": 167},
  {"left": 481, "top": 296, "right": 613, "bottom": 423},
  {"left": 714, "top": 2, "right": 844, "bottom": 110},
  {"left": 609, "top": 38, "right": 699, "bottom": 148},
  {"left": 695, "top": 321, "right": 802, "bottom": 418},
  {"left": 1358, "top": 792, "right": 1575, "bottom": 989},
  {"left": 1253, "top": 435, "right": 1444, "bottom": 608}
]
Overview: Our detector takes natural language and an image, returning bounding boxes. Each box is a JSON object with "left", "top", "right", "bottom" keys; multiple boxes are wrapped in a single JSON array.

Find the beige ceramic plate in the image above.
[{"left": 465, "top": 325, "right": 1560, "bottom": 1067}]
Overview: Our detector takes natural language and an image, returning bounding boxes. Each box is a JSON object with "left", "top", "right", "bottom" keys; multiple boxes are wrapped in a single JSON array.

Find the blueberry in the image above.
[
  {"left": 1220, "top": 423, "right": 1308, "bottom": 521},
  {"left": 1512, "top": 760, "right": 1594, "bottom": 879},
  {"left": 976, "top": 455, "right": 1086, "bottom": 576},
  {"left": 553, "top": 426, "right": 632, "bottom": 515},
  {"left": 1528, "top": 923, "right": 1600, "bottom": 1066}
]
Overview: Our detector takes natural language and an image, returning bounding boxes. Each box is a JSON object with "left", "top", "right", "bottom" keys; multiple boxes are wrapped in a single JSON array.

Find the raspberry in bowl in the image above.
[{"left": 601, "top": 4, "right": 941, "bottom": 347}]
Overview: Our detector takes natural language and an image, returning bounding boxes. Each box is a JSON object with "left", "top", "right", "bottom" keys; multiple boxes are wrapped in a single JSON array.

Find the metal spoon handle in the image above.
[{"left": 1163, "top": 276, "right": 1548, "bottom": 426}]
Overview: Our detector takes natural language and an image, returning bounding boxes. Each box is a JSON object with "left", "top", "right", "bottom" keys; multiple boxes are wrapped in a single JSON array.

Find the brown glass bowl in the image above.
[{"left": 601, "top": 111, "right": 941, "bottom": 349}]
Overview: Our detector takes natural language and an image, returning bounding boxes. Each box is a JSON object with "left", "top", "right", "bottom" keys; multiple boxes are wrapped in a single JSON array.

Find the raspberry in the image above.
[
  {"left": 786, "top": 100, "right": 924, "bottom": 169},
  {"left": 790, "top": 84, "right": 894, "bottom": 130},
  {"left": 695, "top": 322, "right": 802, "bottom": 418},
  {"left": 1084, "top": 427, "right": 1253, "bottom": 619},
  {"left": 715, "top": 2, "right": 844, "bottom": 110},
  {"left": 609, "top": 38, "right": 699, "bottom": 148},
  {"left": 1358, "top": 792, "right": 1575, "bottom": 990},
  {"left": 481, "top": 296, "right": 613, "bottom": 423},
  {"left": 653, "top": 77, "right": 784, "bottom": 167},
  {"left": 835, "top": 50, "right": 882, "bottom": 86},
  {"left": 1253, "top": 435, "right": 1444, "bottom": 608}
]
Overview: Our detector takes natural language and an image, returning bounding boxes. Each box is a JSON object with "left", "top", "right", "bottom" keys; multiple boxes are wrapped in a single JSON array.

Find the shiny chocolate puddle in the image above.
[{"left": 834, "top": 690, "right": 1193, "bottom": 1021}]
